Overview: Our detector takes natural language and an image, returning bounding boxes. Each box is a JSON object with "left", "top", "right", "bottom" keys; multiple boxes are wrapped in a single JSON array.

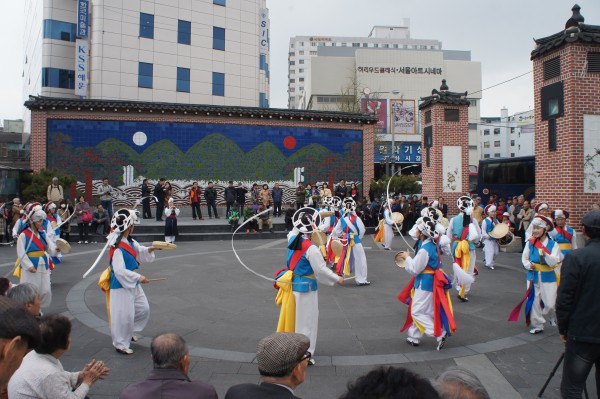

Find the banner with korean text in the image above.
[{"left": 391, "top": 100, "right": 416, "bottom": 134}]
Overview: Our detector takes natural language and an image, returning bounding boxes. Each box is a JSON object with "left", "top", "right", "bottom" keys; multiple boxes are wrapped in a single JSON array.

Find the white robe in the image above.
[
  {"left": 110, "top": 241, "right": 155, "bottom": 350},
  {"left": 446, "top": 216, "right": 480, "bottom": 294},
  {"left": 17, "top": 230, "right": 57, "bottom": 308},
  {"left": 332, "top": 214, "right": 368, "bottom": 284},
  {"left": 383, "top": 209, "right": 394, "bottom": 250},
  {"left": 481, "top": 218, "right": 499, "bottom": 267}
]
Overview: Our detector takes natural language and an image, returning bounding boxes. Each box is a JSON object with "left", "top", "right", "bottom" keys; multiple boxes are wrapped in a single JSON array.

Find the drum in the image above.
[
  {"left": 391, "top": 212, "right": 404, "bottom": 224},
  {"left": 311, "top": 230, "right": 327, "bottom": 246},
  {"left": 56, "top": 238, "right": 71, "bottom": 254},
  {"left": 151, "top": 241, "right": 177, "bottom": 250},
  {"left": 489, "top": 223, "right": 509, "bottom": 239},
  {"left": 331, "top": 239, "right": 343, "bottom": 257},
  {"left": 498, "top": 231, "right": 515, "bottom": 247},
  {"left": 394, "top": 251, "right": 406, "bottom": 268},
  {"left": 51, "top": 221, "right": 58, "bottom": 230},
  {"left": 440, "top": 217, "right": 450, "bottom": 229}
]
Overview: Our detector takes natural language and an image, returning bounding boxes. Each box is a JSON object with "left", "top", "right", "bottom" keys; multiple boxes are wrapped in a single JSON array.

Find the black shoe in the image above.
[
  {"left": 436, "top": 336, "right": 446, "bottom": 351},
  {"left": 457, "top": 295, "right": 469, "bottom": 303},
  {"left": 406, "top": 338, "right": 420, "bottom": 347},
  {"left": 357, "top": 281, "right": 371, "bottom": 286}
]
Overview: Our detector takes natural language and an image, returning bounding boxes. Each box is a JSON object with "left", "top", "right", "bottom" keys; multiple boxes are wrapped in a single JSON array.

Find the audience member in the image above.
[
  {"left": 335, "top": 179, "right": 348, "bottom": 199},
  {"left": 433, "top": 368, "right": 490, "bottom": 399},
  {"left": 243, "top": 203, "right": 258, "bottom": 234},
  {"left": 295, "top": 183, "right": 306, "bottom": 210},
  {"left": 204, "top": 181, "right": 219, "bottom": 219},
  {"left": 74, "top": 195, "right": 91, "bottom": 244},
  {"left": 260, "top": 184, "right": 272, "bottom": 208},
  {"left": 339, "top": 366, "right": 440, "bottom": 399},
  {"left": 91, "top": 204, "right": 109, "bottom": 235},
  {"left": 46, "top": 177, "right": 64, "bottom": 206},
  {"left": 154, "top": 178, "right": 166, "bottom": 221},
  {"left": 7, "top": 283, "right": 40, "bottom": 318},
  {"left": 235, "top": 183, "right": 248, "bottom": 215},
  {"left": 225, "top": 332, "right": 311, "bottom": 399},
  {"left": 272, "top": 183, "right": 284, "bottom": 217},
  {"left": 189, "top": 181, "right": 203, "bottom": 221},
  {"left": 8, "top": 314, "right": 109, "bottom": 399},
  {"left": 257, "top": 204, "right": 273, "bottom": 233},
  {"left": 224, "top": 181, "right": 237, "bottom": 217},
  {"left": 120, "top": 333, "right": 217, "bottom": 399},
  {"left": 284, "top": 205, "right": 295, "bottom": 231},
  {"left": 57, "top": 199, "right": 72, "bottom": 242}
]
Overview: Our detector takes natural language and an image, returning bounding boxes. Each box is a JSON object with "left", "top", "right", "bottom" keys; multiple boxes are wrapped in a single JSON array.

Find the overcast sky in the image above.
[{"left": 1, "top": 0, "right": 598, "bottom": 124}]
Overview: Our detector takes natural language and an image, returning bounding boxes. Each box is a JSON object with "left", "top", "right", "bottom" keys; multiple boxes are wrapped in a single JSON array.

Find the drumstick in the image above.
[
  {"left": 147, "top": 277, "right": 167, "bottom": 282},
  {"left": 343, "top": 276, "right": 356, "bottom": 281}
]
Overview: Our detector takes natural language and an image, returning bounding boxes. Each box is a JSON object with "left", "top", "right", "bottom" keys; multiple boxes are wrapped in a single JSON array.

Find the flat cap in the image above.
[
  {"left": 256, "top": 332, "right": 310, "bottom": 376},
  {"left": 0, "top": 296, "right": 41, "bottom": 349},
  {"left": 582, "top": 210, "right": 600, "bottom": 229}
]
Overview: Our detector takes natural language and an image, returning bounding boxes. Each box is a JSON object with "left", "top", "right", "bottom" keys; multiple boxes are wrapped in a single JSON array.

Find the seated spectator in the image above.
[
  {"left": 8, "top": 314, "right": 108, "bottom": 399},
  {"left": 0, "top": 296, "right": 41, "bottom": 396},
  {"left": 357, "top": 199, "right": 371, "bottom": 226},
  {"left": 284, "top": 205, "right": 295, "bottom": 231},
  {"left": 7, "top": 283, "right": 40, "bottom": 318},
  {"left": 257, "top": 205, "right": 273, "bottom": 233},
  {"left": 433, "top": 367, "right": 490, "bottom": 399},
  {"left": 243, "top": 203, "right": 258, "bottom": 234},
  {"left": 225, "top": 332, "right": 311, "bottom": 399},
  {"left": 90, "top": 204, "right": 109, "bottom": 235},
  {"left": 120, "top": 333, "right": 217, "bottom": 399},
  {"left": 228, "top": 208, "right": 240, "bottom": 232},
  {"left": 339, "top": 366, "right": 440, "bottom": 399},
  {"left": 0, "top": 278, "right": 11, "bottom": 296}
]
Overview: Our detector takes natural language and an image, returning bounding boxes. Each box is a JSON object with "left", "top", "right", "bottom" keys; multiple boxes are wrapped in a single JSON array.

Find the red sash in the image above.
[
  {"left": 273, "top": 239, "right": 312, "bottom": 288},
  {"left": 555, "top": 226, "right": 573, "bottom": 242},
  {"left": 528, "top": 238, "right": 551, "bottom": 255},
  {"left": 109, "top": 241, "right": 138, "bottom": 262},
  {"left": 23, "top": 229, "right": 46, "bottom": 252},
  {"left": 47, "top": 213, "right": 57, "bottom": 223}
]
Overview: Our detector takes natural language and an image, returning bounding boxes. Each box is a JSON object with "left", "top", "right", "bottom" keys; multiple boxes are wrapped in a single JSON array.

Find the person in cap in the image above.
[
  {"left": 480, "top": 205, "right": 500, "bottom": 270},
  {"left": 164, "top": 198, "right": 179, "bottom": 243},
  {"left": 331, "top": 198, "right": 370, "bottom": 285},
  {"left": 46, "top": 177, "right": 64, "bottom": 207},
  {"left": 557, "top": 210, "right": 600, "bottom": 397},
  {"left": 275, "top": 208, "right": 343, "bottom": 361},
  {"left": 397, "top": 217, "right": 455, "bottom": 350},
  {"left": 0, "top": 296, "right": 41, "bottom": 397},
  {"left": 225, "top": 332, "right": 311, "bottom": 399},
  {"left": 43, "top": 202, "right": 63, "bottom": 265},
  {"left": 15, "top": 207, "right": 58, "bottom": 309},
  {"left": 374, "top": 200, "right": 395, "bottom": 251},
  {"left": 525, "top": 202, "right": 550, "bottom": 241},
  {"left": 106, "top": 209, "right": 156, "bottom": 354},
  {"left": 549, "top": 209, "right": 577, "bottom": 257},
  {"left": 510, "top": 215, "right": 562, "bottom": 334},
  {"left": 446, "top": 196, "right": 480, "bottom": 302}
]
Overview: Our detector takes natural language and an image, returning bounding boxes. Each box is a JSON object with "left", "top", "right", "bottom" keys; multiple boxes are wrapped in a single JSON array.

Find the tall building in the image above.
[
  {"left": 22, "top": 0, "right": 270, "bottom": 132},
  {"left": 479, "top": 108, "right": 534, "bottom": 159}
]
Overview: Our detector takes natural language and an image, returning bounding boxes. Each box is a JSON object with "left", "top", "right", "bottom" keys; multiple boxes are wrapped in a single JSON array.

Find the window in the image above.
[
  {"left": 352, "top": 43, "right": 360, "bottom": 47},
  {"left": 213, "top": 27, "right": 225, "bottom": 50},
  {"left": 549, "top": 119, "right": 557, "bottom": 151},
  {"left": 299, "top": 60, "right": 304, "bottom": 64},
  {"left": 259, "top": 92, "right": 268, "bottom": 108},
  {"left": 341, "top": 42, "right": 347, "bottom": 47},
  {"left": 331, "top": 43, "right": 336, "bottom": 47},
  {"left": 510, "top": 127, "right": 515, "bottom": 133},
  {"left": 468, "top": 99, "right": 477, "bottom": 106},
  {"left": 299, "top": 51, "right": 304, "bottom": 55},
  {"left": 374, "top": 43, "right": 379, "bottom": 48},
  {"left": 493, "top": 128, "right": 500, "bottom": 135},
  {"left": 299, "top": 86, "right": 304, "bottom": 91},
  {"left": 541, "top": 81, "right": 564, "bottom": 120},
  {"left": 214, "top": 0, "right": 226, "bottom": 5},
  {"left": 139, "top": 13, "right": 154, "bottom": 39},
  {"left": 0, "top": 143, "right": 7, "bottom": 158},
  {"left": 43, "top": 20, "right": 76, "bottom": 42},
  {"left": 393, "top": 44, "right": 399, "bottom": 48},
  {"left": 484, "top": 154, "right": 490, "bottom": 159},
  {"left": 318, "top": 42, "right": 325, "bottom": 47},
  {"left": 298, "top": 68, "right": 304, "bottom": 73},
  {"left": 299, "top": 77, "right": 304, "bottom": 82},
  {"left": 510, "top": 153, "right": 515, "bottom": 157},
  {"left": 310, "top": 42, "right": 316, "bottom": 46},
  {"left": 483, "top": 129, "right": 490, "bottom": 136},
  {"left": 544, "top": 57, "right": 560, "bottom": 80},
  {"left": 310, "top": 51, "right": 317, "bottom": 55},
  {"left": 178, "top": 20, "right": 191, "bottom": 45},
  {"left": 494, "top": 153, "right": 501, "bottom": 158},
  {"left": 425, "top": 110, "right": 431, "bottom": 124},
  {"left": 289, "top": 61, "right": 295, "bottom": 65},
  {"left": 260, "top": 54, "right": 267, "bottom": 71},
  {"left": 494, "top": 141, "right": 501, "bottom": 147},
  {"left": 299, "top": 42, "right": 304, "bottom": 46},
  {"left": 289, "top": 79, "right": 295, "bottom": 83},
  {"left": 424, "top": 126, "right": 433, "bottom": 148},
  {"left": 587, "top": 52, "right": 600, "bottom": 73},
  {"left": 212, "top": 72, "right": 224, "bottom": 96},
  {"left": 176, "top": 67, "right": 190, "bottom": 92},
  {"left": 444, "top": 109, "right": 459, "bottom": 122},
  {"left": 42, "top": 68, "right": 75, "bottom": 89},
  {"left": 510, "top": 140, "right": 515, "bottom": 146},
  {"left": 483, "top": 142, "right": 490, "bottom": 148},
  {"left": 383, "top": 44, "right": 389, "bottom": 48},
  {"left": 138, "top": 62, "right": 153, "bottom": 88},
  {"left": 363, "top": 43, "right": 368, "bottom": 47}
]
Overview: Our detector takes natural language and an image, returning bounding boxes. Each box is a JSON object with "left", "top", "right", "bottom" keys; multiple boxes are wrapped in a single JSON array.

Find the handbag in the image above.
[{"left": 82, "top": 211, "right": 92, "bottom": 223}]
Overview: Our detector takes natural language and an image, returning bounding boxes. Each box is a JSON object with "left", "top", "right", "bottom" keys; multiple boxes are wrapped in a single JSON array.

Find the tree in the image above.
[
  {"left": 369, "top": 175, "right": 422, "bottom": 199},
  {"left": 20, "top": 169, "right": 77, "bottom": 202}
]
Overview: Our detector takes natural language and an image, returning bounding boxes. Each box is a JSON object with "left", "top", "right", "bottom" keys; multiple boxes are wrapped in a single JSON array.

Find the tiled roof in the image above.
[
  {"left": 531, "top": 5, "right": 600, "bottom": 59},
  {"left": 24, "top": 96, "right": 378, "bottom": 125},
  {"left": 418, "top": 80, "right": 470, "bottom": 109}
]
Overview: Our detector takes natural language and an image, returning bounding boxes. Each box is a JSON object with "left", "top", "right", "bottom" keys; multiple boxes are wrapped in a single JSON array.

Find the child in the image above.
[
  {"left": 164, "top": 198, "right": 179, "bottom": 243},
  {"left": 284, "top": 205, "right": 294, "bottom": 231}
]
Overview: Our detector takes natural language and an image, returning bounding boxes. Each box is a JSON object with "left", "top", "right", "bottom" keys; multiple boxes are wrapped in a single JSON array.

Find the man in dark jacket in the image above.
[
  {"left": 272, "top": 183, "right": 284, "bottom": 217},
  {"left": 334, "top": 179, "right": 348, "bottom": 200},
  {"left": 557, "top": 210, "right": 600, "bottom": 398},
  {"left": 204, "top": 181, "right": 219, "bottom": 219},
  {"left": 153, "top": 178, "right": 166, "bottom": 221},
  {"left": 225, "top": 332, "right": 310, "bottom": 399},
  {"left": 224, "top": 181, "right": 237, "bottom": 217},
  {"left": 120, "top": 333, "right": 217, "bottom": 399},
  {"left": 141, "top": 179, "right": 152, "bottom": 219},
  {"left": 235, "top": 183, "right": 248, "bottom": 215}
]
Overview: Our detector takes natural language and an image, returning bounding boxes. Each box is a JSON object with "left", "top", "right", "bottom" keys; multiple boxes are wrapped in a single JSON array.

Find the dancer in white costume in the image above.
[{"left": 331, "top": 198, "right": 369, "bottom": 285}]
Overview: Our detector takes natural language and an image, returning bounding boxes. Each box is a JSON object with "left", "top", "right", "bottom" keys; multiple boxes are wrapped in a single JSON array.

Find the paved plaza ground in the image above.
[{"left": 0, "top": 222, "right": 595, "bottom": 398}]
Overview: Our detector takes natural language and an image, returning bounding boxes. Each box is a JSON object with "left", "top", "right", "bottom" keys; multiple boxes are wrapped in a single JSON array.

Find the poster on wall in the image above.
[
  {"left": 583, "top": 115, "right": 600, "bottom": 193},
  {"left": 361, "top": 99, "right": 387, "bottom": 133},
  {"left": 442, "top": 146, "right": 462, "bottom": 193},
  {"left": 390, "top": 100, "right": 416, "bottom": 134}
]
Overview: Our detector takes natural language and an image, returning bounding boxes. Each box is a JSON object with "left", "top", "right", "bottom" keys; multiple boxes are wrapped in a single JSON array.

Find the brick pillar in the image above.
[
  {"left": 531, "top": 5, "right": 600, "bottom": 226},
  {"left": 362, "top": 124, "right": 376, "bottom": 199},
  {"left": 30, "top": 110, "right": 48, "bottom": 172},
  {"left": 419, "top": 80, "right": 470, "bottom": 213}
]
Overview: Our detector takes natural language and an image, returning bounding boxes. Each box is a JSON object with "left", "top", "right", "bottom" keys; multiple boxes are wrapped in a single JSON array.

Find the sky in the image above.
[{"left": 1, "top": 0, "right": 598, "bottom": 125}]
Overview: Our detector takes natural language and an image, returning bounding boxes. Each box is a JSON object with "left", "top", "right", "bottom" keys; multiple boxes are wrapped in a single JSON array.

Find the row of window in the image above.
[
  {"left": 482, "top": 140, "right": 516, "bottom": 148},
  {"left": 291, "top": 42, "right": 437, "bottom": 50},
  {"left": 140, "top": 13, "right": 226, "bottom": 51},
  {"left": 482, "top": 127, "right": 518, "bottom": 136},
  {"left": 139, "top": 63, "right": 224, "bottom": 95}
]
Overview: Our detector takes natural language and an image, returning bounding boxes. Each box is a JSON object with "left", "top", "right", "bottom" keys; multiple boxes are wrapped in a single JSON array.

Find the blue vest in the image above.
[
  {"left": 109, "top": 241, "right": 140, "bottom": 290},
  {"left": 484, "top": 217, "right": 500, "bottom": 241},
  {"left": 414, "top": 241, "right": 440, "bottom": 292},
  {"left": 23, "top": 230, "right": 49, "bottom": 270},
  {"left": 286, "top": 235, "right": 318, "bottom": 293},
  {"left": 452, "top": 214, "right": 475, "bottom": 250},
  {"left": 553, "top": 226, "right": 575, "bottom": 256},
  {"left": 526, "top": 239, "right": 557, "bottom": 283},
  {"left": 340, "top": 216, "right": 361, "bottom": 244}
]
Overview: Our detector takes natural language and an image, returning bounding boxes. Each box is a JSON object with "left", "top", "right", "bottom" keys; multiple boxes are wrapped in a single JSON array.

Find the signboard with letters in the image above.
[
  {"left": 75, "top": 39, "right": 88, "bottom": 97},
  {"left": 375, "top": 143, "right": 422, "bottom": 164},
  {"left": 77, "top": 0, "right": 89, "bottom": 38},
  {"left": 259, "top": 8, "right": 269, "bottom": 54},
  {"left": 357, "top": 66, "right": 442, "bottom": 75},
  {"left": 391, "top": 100, "right": 416, "bottom": 134}
]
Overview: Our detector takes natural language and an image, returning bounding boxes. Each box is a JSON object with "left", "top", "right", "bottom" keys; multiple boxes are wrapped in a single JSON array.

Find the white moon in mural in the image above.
[{"left": 132, "top": 131, "right": 147, "bottom": 146}]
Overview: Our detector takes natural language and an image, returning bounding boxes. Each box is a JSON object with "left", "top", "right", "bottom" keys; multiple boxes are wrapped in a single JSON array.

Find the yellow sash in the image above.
[
  {"left": 343, "top": 233, "right": 356, "bottom": 276},
  {"left": 374, "top": 219, "right": 385, "bottom": 243},
  {"left": 13, "top": 251, "right": 46, "bottom": 278},
  {"left": 275, "top": 270, "right": 296, "bottom": 333},
  {"left": 454, "top": 240, "right": 471, "bottom": 298},
  {"left": 558, "top": 243, "right": 572, "bottom": 251},
  {"left": 532, "top": 262, "right": 557, "bottom": 272}
]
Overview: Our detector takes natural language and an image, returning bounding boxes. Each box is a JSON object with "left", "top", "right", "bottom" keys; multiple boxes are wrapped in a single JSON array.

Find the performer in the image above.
[
  {"left": 164, "top": 198, "right": 179, "bottom": 243},
  {"left": 107, "top": 209, "right": 156, "bottom": 354},
  {"left": 510, "top": 215, "right": 562, "bottom": 334},
  {"left": 525, "top": 202, "right": 551, "bottom": 241},
  {"left": 446, "top": 196, "right": 480, "bottom": 302},
  {"left": 324, "top": 197, "right": 342, "bottom": 266},
  {"left": 15, "top": 206, "right": 58, "bottom": 309},
  {"left": 275, "top": 207, "right": 343, "bottom": 361},
  {"left": 549, "top": 209, "right": 576, "bottom": 285},
  {"left": 374, "top": 202, "right": 394, "bottom": 251},
  {"left": 481, "top": 205, "right": 500, "bottom": 270},
  {"left": 397, "top": 217, "right": 455, "bottom": 350},
  {"left": 331, "top": 198, "right": 369, "bottom": 286},
  {"left": 43, "top": 202, "right": 62, "bottom": 265}
]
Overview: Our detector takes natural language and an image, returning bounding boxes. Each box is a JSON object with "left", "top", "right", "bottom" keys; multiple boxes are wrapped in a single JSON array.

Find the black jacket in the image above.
[
  {"left": 557, "top": 237, "right": 600, "bottom": 343},
  {"left": 141, "top": 183, "right": 151, "bottom": 198},
  {"left": 334, "top": 184, "right": 348, "bottom": 199},
  {"left": 224, "top": 186, "right": 237, "bottom": 203},
  {"left": 225, "top": 382, "right": 299, "bottom": 399},
  {"left": 153, "top": 183, "right": 165, "bottom": 201},
  {"left": 236, "top": 187, "right": 248, "bottom": 204},
  {"left": 204, "top": 187, "right": 217, "bottom": 201}
]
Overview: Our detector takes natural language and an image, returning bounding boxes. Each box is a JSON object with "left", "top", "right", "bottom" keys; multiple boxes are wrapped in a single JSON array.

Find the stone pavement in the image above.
[{"left": 0, "top": 233, "right": 595, "bottom": 398}]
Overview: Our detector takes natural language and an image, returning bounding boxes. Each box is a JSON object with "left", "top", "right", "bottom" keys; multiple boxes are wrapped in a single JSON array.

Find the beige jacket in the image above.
[{"left": 517, "top": 207, "right": 534, "bottom": 230}]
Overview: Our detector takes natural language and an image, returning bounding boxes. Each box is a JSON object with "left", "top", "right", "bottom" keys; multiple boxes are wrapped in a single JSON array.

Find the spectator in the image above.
[
  {"left": 284, "top": 205, "right": 295, "bottom": 231},
  {"left": 204, "top": 182, "right": 219, "bottom": 219},
  {"left": 357, "top": 199, "right": 371, "bottom": 227},
  {"left": 98, "top": 177, "right": 114, "bottom": 221},
  {"left": 501, "top": 212, "right": 514, "bottom": 233},
  {"left": 228, "top": 207, "right": 240, "bottom": 232},
  {"left": 120, "top": 333, "right": 217, "bottom": 399},
  {"left": 243, "top": 203, "right": 258, "bottom": 234},
  {"left": 272, "top": 183, "right": 283, "bottom": 217},
  {"left": 260, "top": 184, "right": 272, "bottom": 208},
  {"left": 434, "top": 368, "right": 490, "bottom": 399},
  {"left": 7, "top": 283, "right": 40, "bottom": 318},
  {"left": 508, "top": 196, "right": 518, "bottom": 224},
  {"left": 141, "top": 179, "right": 152, "bottom": 219},
  {"left": 163, "top": 181, "right": 173, "bottom": 205},
  {"left": 74, "top": 195, "right": 91, "bottom": 244},
  {"left": 189, "top": 181, "right": 203, "bottom": 221},
  {"left": 91, "top": 204, "right": 109, "bottom": 235},
  {"left": 321, "top": 182, "right": 332, "bottom": 198},
  {"left": 0, "top": 200, "right": 6, "bottom": 243},
  {"left": 251, "top": 184, "right": 261, "bottom": 212},
  {"left": 235, "top": 183, "right": 248, "bottom": 215},
  {"left": 472, "top": 197, "right": 485, "bottom": 226},
  {"left": 46, "top": 177, "right": 64, "bottom": 206},
  {"left": 516, "top": 200, "right": 533, "bottom": 251},
  {"left": 0, "top": 278, "right": 10, "bottom": 296},
  {"left": 164, "top": 198, "right": 180, "bottom": 243},
  {"left": 295, "top": 183, "right": 306, "bottom": 210},
  {"left": 257, "top": 205, "right": 273, "bottom": 233},
  {"left": 350, "top": 183, "right": 360, "bottom": 203},
  {"left": 153, "top": 178, "right": 166, "bottom": 222},
  {"left": 11, "top": 198, "right": 22, "bottom": 238},
  {"left": 225, "top": 332, "right": 311, "bottom": 399},
  {"left": 224, "top": 181, "right": 237, "bottom": 217},
  {"left": 557, "top": 210, "right": 600, "bottom": 397},
  {"left": 335, "top": 179, "right": 348, "bottom": 199},
  {"left": 0, "top": 296, "right": 41, "bottom": 396},
  {"left": 8, "top": 314, "right": 109, "bottom": 399},
  {"left": 593, "top": 203, "right": 600, "bottom": 210},
  {"left": 438, "top": 197, "right": 448, "bottom": 218},
  {"left": 340, "top": 366, "right": 440, "bottom": 399},
  {"left": 306, "top": 184, "right": 320, "bottom": 208},
  {"left": 368, "top": 178, "right": 377, "bottom": 203},
  {"left": 57, "top": 200, "right": 71, "bottom": 242},
  {"left": 497, "top": 198, "right": 506, "bottom": 215}
]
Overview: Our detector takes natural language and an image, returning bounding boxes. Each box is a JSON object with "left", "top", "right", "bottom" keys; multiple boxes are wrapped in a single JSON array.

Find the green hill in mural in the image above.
[
  {"left": 287, "top": 143, "right": 342, "bottom": 183},
  {"left": 245, "top": 141, "right": 288, "bottom": 181},
  {"left": 95, "top": 138, "right": 141, "bottom": 179},
  {"left": 185, "top": 133, "right": 246, "bottom": 180},
  {"left": 139, "top": 139, "right": 186, "bottom": 179}
]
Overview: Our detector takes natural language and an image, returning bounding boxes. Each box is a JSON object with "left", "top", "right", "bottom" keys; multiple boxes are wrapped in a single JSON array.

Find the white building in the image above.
[
  {"left": 479, "top": 108, "right": 534, "bottom": 159},
  {"left": 23, "top": 0, "right": 270, "bottom": 132}
]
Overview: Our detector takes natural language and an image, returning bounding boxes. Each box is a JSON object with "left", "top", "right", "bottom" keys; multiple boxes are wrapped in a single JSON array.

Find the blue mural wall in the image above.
[{"left": 47, "top": 119, "right": 364, "bottom": 185}]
